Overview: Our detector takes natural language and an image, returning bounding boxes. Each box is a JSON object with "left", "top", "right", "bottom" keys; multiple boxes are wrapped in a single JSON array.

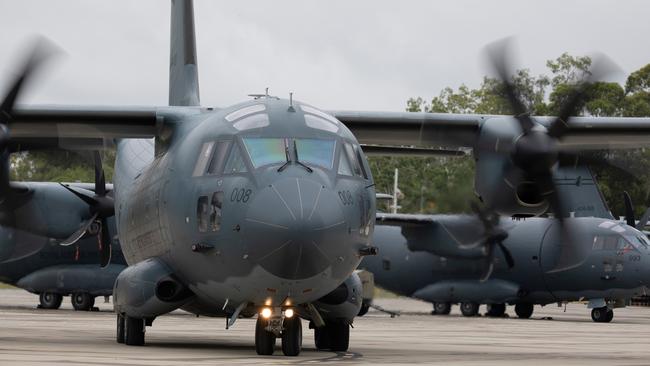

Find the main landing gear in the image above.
[
  {"left": 460, "top": 302, "right": 480, "bottom": 317},
  {"left": 432, "top": 302, "right": 452, "bottom": 315},
  {"left": 591, "top": 307, "right": 614, "bottom": 323},
  {"left": 314, "top": 321, "right": 350, "bottom": 352},
  {"left": 255, "top": 308, "right": 303, "bottom": 356},
  {"left": 486, "top": 303, "right": 506, "bottom": 317},
  {"left": 116, "top": 313, "right": 146, "bottom": 346},
  {"left": 514, "top": 303, "right": 534, "bottom": 319},
  {"left": 38, "top": 292, "right": 98, "bottom": 311},
  {"left": 38, "top": 292, "right": 63, "bottom": 309}
]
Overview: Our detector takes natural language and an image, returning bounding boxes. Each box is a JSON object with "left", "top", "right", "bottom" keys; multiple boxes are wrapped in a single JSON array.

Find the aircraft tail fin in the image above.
[
  {"left": 169, "top": 0, "right": 200, "bottom": 106},
  {"left": 554, "top": 166, "right": 613, "bottom": 219}
]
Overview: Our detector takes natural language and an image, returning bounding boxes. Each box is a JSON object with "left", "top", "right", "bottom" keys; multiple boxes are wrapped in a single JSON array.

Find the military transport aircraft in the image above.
[
  {"left": 6, "top": 0, "right": 650, "bottom": 357},
  {"left": 365, "top": 168, "right": 650, "bottom": 322},
  {"left": 0, "top": 181, "right": 125, "bottom": 311}
]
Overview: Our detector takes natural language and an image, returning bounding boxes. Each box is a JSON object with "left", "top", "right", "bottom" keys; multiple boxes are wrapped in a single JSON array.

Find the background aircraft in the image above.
[
  {"left": 5, "top": 0, "right": 650, "bottom": 358},
  {"left": 0, "top": 181, "right": 125, "bottom": 310},
  {"left": 363, "top": 168, "right": 650, "bottom": 322}
]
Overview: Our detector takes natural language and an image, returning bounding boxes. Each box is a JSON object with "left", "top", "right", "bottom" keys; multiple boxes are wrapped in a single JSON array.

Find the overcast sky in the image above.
[{"left": 0, "top": 0, "right": 649, "bottom": 111}]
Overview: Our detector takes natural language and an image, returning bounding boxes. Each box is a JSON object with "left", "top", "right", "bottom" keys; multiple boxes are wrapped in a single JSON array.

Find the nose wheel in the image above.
[{"left": 255, "top": 314, "right": 303, "bottom": 356}]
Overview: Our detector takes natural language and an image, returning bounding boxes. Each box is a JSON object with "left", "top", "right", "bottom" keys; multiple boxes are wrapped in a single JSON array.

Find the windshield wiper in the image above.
[
  {"left": 293, "top": 141, "right": 313, "bottom": 173},
  {"left": 277, "top": 139, "right": 291, "bottom": 172}
]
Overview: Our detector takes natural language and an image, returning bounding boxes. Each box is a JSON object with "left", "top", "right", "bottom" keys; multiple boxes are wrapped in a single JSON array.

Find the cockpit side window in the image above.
[
  {"left": 355, "top": 145, "right": 369, "bottom": 180},
  {"left": 192, "top": 142, "right": 215, "bottom": 177},
  {"left": 344, "top": 143, "right": 363, "bottom": 177},
  {"left": 223, "top": 143, "right": 249, "bottom": 174},
  {"left": 337, "top": 145, "right": 354, "bottom": 176},
  {"left": 206, "top": 140, "right": 231, "bottom": 175}
]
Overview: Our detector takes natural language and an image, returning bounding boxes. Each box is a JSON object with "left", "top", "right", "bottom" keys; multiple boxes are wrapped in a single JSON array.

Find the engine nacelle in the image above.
[
  {"left": 113, "top": 258, "right": 193, "bottom": 319},
  {"left": 312, "top": 271, "right": 362, "bottom": 323},
  {"left": 474, "top": 117, "right": 549, "bottom": 217}
]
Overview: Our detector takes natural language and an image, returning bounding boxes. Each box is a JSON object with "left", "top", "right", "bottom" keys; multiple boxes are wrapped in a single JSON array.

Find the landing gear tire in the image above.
[
  {"left": 38, "top": 292, "right": 62, "bottom": 309},
  {"left": 124, "top": 316, "right": 145, "bottom": 346},
  {"left": 433, "top": 302, "right": 451, "bottom": 315},
  {"left": 486, "top": 303, "right": 506, "bottom": 317},
  {"left": 358, "top": 302, "right": 370, "bottom": 317},
  {"left": 116, "top": 314, "right": 125, "bottom": 344},
  {"left": 460, "top": 302, "right": 479, "bottom": 317},
  {"left": 591, "top": 307, "right": 613, "bottom": 323},
  {"left": 314, "top": 322, "right": 350, "bottom": 352},
  {"left": 514, "top": 303, "right": 534, "bottom": 319},
  {"left": 281, "top": 316, "right": 302, "bottom": 356},
  {"left": 71, "top": 292, "right": 95, "bottom": 311},
  {"left": 255, "top": 317, "right": 276, "bottom": 355}
]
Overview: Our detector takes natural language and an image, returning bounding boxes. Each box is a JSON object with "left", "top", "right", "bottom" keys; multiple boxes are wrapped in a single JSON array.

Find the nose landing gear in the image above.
[{"left": 255, "top": 308, "right": 302, "bottom": 356}]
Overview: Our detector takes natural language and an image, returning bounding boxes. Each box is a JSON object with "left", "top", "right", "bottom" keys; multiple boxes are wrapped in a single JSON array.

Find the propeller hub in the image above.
[{"left": 512, "top": 131, "right": 558, "bottom": 173}]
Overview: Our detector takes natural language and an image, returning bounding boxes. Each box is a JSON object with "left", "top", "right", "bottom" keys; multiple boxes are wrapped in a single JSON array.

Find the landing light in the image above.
[
  {"left": 261, "top": 307, "right": 272, "bottom": 319},
  {"left": 284, "top": 308, "right": 294, "bottom": 318}
]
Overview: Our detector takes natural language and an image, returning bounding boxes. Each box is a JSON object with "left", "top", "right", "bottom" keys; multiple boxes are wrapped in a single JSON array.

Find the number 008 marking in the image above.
[{"left": 230, "top": 188, "right": 252, "bottom": 203}]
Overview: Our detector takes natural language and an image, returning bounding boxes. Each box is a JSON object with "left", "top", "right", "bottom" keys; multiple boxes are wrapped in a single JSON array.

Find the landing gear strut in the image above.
[
  {"left": 591, "top": 307, "right": 614, "bottom": 323},
  {"left": 460, "top": 302, "right": 479, "bottom": 317},
  {"left": 38, "top": 292, "right": 62, "bottom": 309},
  {"left": 432, "top": 302, "right": 451, "bottom": 315}
]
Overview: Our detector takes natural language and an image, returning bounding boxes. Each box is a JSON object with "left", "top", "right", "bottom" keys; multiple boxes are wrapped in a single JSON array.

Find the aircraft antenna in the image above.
[{"left": 288, "top": 92, "right": 295, "bottom": 112}]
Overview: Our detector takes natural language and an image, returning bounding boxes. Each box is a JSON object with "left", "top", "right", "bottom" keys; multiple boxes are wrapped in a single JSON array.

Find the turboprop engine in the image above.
[{"left": 113, "top": 258, "right": 194, "bottom": 319}]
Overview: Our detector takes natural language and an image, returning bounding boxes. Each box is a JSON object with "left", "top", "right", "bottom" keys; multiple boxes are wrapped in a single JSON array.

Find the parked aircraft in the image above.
[
  {"left": 364, "top": 169, "right": 650, "bottom": 322},
  {"left": 0, "top": 182, "right": 125, "bottom": 310},
  {"left": 5, "top": 0, "right": 650, "bottom": 357}
]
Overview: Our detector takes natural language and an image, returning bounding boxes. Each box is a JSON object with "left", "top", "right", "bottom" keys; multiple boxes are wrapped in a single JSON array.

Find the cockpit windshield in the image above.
[
  {"left": 243, "top": 138, "right": 287, "bottom": 168},
  {"left": 295, "top": 139, "right": 336, "bottom": 169}
]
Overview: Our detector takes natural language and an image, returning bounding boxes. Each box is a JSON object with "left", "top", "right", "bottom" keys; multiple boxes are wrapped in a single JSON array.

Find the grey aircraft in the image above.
[
  {"left": 0, "top": 181, "right": 126, "bottom": 311},
  {"left": 364, "top": 168, "right": 650, "bottom": 322},
  {"left": 6, "top": 0, "right": 650, "bottom": 357}
]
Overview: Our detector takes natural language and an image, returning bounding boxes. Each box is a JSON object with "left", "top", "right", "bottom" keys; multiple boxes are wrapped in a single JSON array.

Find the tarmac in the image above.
[{"left": 1, "top": 289, "right": 650, "bottom": 365}]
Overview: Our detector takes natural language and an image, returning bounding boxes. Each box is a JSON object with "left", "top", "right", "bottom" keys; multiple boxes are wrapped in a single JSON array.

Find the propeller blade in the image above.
[
  {"left": 623, "top": 191, "right": 635, "bottom": 227},
  {"left": 497, "top": 241, "right": 515, "bottom": 268},
  {"left": 60, "top": 183, "right": 98, "bottom": 207},
  {"left": 98, "top": 218, "right": 111, "bottom": 268},
  {"left": 547, "top": 55, "right": 621, "bottom": 138},
  {"left": 60, "top": 212, "right": 99, "bottom": 246},
  {"left": 484, "top": 37, "right": 535, "bottom": 133},
  {"left": 636, "top": 207, "right": 650, "bottom": 230},
  {"left": 93, "top": 151, "right": 106, "bottom": 197},
  {"left": 479, "top": 259, "right": 494, "bottom": 283}
]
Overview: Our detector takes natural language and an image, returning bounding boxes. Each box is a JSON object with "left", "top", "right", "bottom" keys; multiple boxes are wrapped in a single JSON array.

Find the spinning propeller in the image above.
[
  {"left": 60, "top": 151, "right": 114, "bottom": 267},
  {"left": 461, "top": 202, "right": 514, "bottom": 282},
  {"left": 483, "top": 38, "right": 618, "bottom": 225}
]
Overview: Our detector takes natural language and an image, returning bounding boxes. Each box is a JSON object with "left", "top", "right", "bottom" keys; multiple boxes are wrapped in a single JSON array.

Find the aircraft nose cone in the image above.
[{"left": 243, "top": 178, "right": 346, "bottom": 280}]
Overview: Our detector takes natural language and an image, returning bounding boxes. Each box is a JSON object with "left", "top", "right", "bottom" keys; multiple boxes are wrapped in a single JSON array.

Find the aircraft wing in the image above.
[
  {"left": 332, "top": 110, "right": 650, "bottom": 151},
  {"left": 7, "top": 105, "right": 196, "bottom": 151},
  {"left": 375, "top": 212, "right": 487, "bottom": 258}
]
